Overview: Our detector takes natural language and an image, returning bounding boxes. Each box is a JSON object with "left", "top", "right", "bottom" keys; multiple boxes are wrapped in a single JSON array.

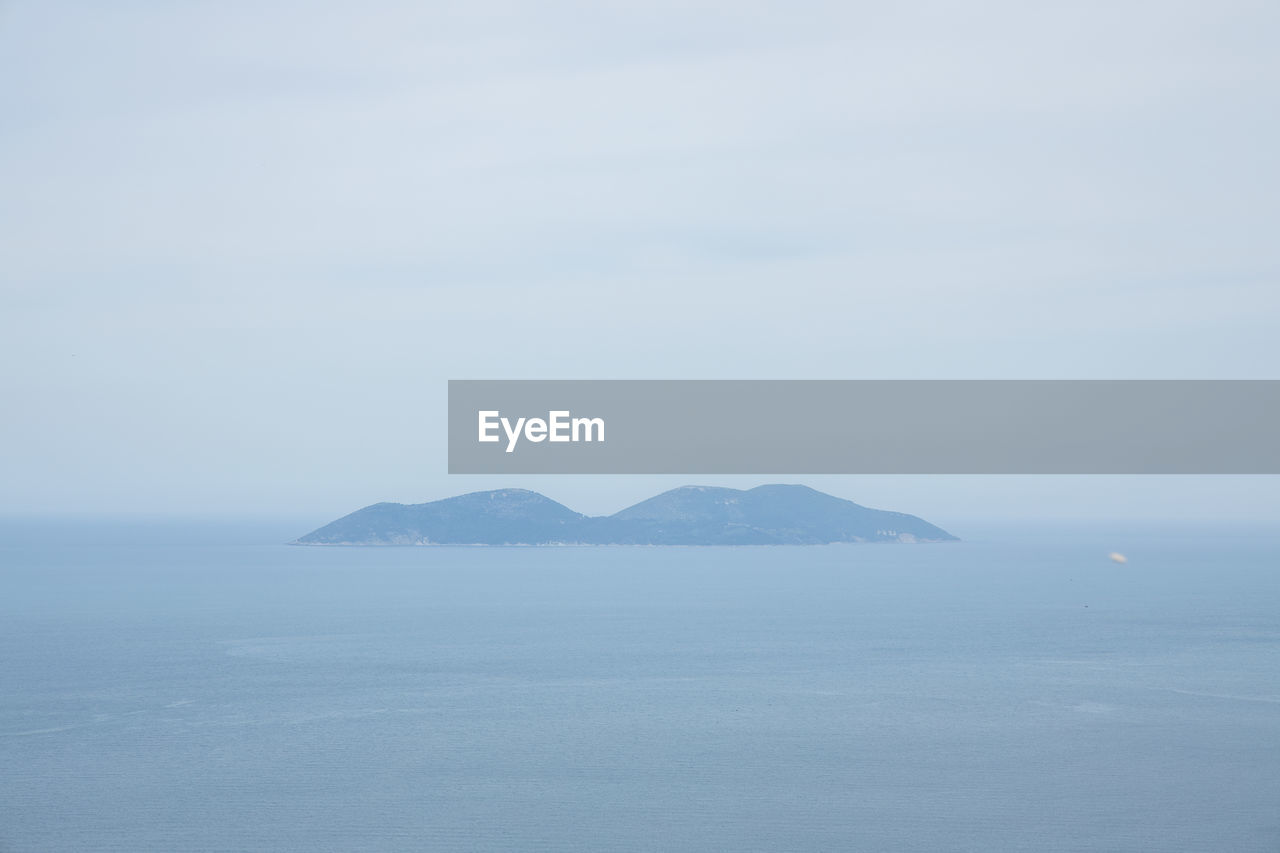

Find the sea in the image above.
[{"left": 2, "top": 520, "right": 1278, "bottom": 852}]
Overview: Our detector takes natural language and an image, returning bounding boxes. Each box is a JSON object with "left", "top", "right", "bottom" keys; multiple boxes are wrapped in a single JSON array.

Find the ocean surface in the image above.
[{"left": 2, "top": 520, "right": 1278, "bottom": 852}]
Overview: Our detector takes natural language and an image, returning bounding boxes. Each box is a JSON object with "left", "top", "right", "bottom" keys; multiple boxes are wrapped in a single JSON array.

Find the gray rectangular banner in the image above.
[{"left": 447, "top": 380, "right": 1280, "bottom": 474}]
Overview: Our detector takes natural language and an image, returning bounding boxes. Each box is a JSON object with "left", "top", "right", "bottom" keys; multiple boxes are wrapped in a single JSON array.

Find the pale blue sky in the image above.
[{"left": 2, "top": 1, "right": 1278, "bottom": 524}]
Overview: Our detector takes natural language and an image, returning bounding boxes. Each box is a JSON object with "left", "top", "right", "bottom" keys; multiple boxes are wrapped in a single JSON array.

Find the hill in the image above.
[{"left": 294, "top": 485, "right": 956, "bottom": 545}]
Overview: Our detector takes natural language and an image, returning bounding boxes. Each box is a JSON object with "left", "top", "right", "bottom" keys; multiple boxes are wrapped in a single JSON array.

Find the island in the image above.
[{"left": 293, "top": 484, "right": 956, "bottom": 546}]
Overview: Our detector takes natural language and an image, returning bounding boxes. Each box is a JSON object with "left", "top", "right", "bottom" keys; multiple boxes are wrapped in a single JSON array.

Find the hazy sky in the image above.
[{"left": 2, "top": 1, "right": 1278, "bottom": 525}]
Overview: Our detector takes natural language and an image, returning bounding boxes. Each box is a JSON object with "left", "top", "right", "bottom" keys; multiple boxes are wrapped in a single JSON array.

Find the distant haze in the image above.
[{"left": 1, "top": 2, "right": 1277, "bottom": 522}]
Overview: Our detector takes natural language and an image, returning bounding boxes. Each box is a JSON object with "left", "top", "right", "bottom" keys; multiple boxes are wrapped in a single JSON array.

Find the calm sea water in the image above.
[{"left": 2, "top": 521, "right": 1278, "bottom": 852}]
